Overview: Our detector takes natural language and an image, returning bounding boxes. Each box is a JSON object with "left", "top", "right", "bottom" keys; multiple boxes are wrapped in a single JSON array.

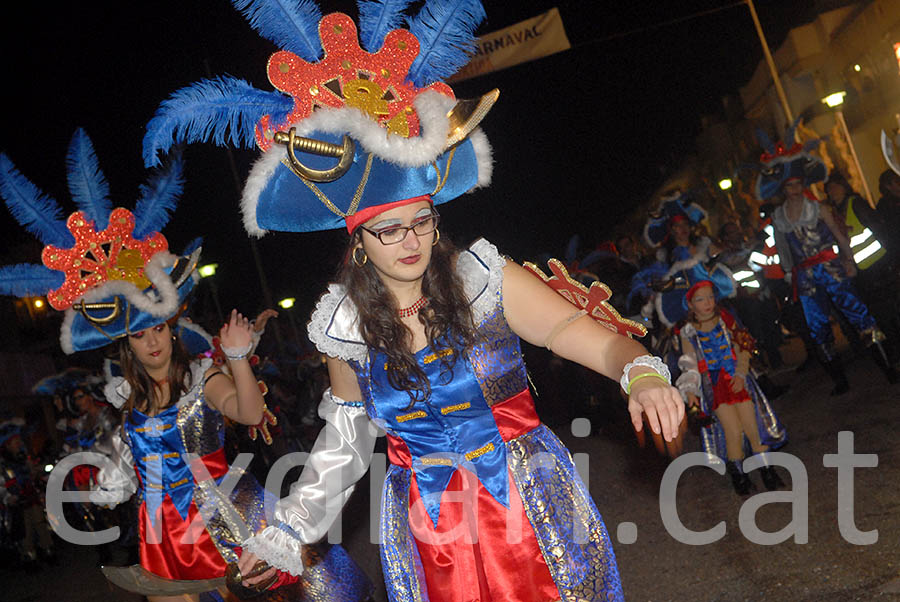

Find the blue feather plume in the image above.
[
  {"left": 755, "top": 128, "right": 775, "bottom": 155},
  {"left": 66, "top": 128, "right": 112, "bottom": 230},
  {"left": 785, "top": 117, "right": 802, "bottom": 145},
  {"left": 406, "top": 0, "right": 485, "bottom": 87},
  {"left": 182, "top": 237, "right": 203, "bottom": 256},
  {"left": 232, "top": 0, "right": 323, "bottom": 61},
  {"left": 0, "top": 154, "right": 74, "bottom": 247},
  {"left": 358, "top": 0, "right": 414, "bottom": 52},
  {"left": 0, "top": 263, "right": 65, "bottom": 298},
  {"left": 133, "top": 153, "right": 184, "bottom": 239},
  {"left": 143, "top": 76, "right": 294, "bottom": 167}
]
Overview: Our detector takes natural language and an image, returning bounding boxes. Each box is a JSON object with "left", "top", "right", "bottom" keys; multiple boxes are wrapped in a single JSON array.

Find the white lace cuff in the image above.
[
  {"left": 620, "top": 354, "right": 671, "bottom": 393},
  {"left": 89, "top": 486, "right": 132, "bottom": 508},
  {"left": 242, "top": 524, "right": 305, "bottom": 577},
  {"left": 675, "top": 355, "right": 701, "bottom": 400}
]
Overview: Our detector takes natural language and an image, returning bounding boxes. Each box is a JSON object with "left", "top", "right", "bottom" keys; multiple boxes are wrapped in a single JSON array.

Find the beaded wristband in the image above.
[
  {"left": 626, "top": 372, "right": 669, "bottom": 395},
  {"left": 620, "top": 354, "right": 671, "bottom": 393},
  {"left": 222, "top": 342, "right": 252, "bottom": 361}
]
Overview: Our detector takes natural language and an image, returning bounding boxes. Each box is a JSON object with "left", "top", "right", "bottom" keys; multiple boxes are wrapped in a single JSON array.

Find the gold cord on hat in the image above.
[{"left": 294, "top": 152, "right": 375, "bottom": 218}]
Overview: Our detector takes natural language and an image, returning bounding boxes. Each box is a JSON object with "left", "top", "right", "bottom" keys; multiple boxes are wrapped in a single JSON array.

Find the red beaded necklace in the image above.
[{"left": 398, "top": 295, "right": 428, "bottom": 318}]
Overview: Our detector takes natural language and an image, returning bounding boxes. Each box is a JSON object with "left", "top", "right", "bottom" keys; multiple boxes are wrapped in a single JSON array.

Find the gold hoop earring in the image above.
[
  {"left": 352, "top": 247, "right": 368, "bottom": 267},
  {"left": 432, "top": 229, "right": 440, "bottom": 246}
]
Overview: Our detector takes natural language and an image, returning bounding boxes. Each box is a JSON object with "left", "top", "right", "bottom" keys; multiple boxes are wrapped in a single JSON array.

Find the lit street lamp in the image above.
[
  {"left": 718, "top": 177, "right": 736, "bottom": 211},
  {"left": 278, "top": 297, "right": 301, "bottom": 348},
  {"left": 821, "top": 91, "right": 874, "bottom": 208},
  {"left": 198, "top": 263, "right": 218, "bottom": 278},
  {"left": 199, "top": 263, "right": 224, "bottom": 324}
]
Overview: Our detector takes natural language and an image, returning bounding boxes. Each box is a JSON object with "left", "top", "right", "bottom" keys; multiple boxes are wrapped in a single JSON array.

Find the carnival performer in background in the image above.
[
  {"left": 675, "top": 276, "right": 787, "bottom": 495},
  {"left": 34, "top": 369, "right": 122, "bottom": 565},
  {"left": 0, "top": 418, "right": 55, "bottom": 571},
  {"left": 0, "top": 129, "right": 373, "bottom": 601},
  {"left": 630, "top": 191, "right": 736, "bottom": 381},
  {"left": 143, "top": 1, "right": 683, "bottom": 599},
  {"left": 756, "top": 124, "right": 894, "bottom": 394}
]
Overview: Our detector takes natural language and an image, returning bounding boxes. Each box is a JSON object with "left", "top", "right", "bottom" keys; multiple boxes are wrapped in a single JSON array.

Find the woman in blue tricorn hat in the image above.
[
  {"left": 145, "top": 1, "right": 684, "bottom": 599},
  {"left": 0, "top": 129, "right": 373, "bottom": 601}
]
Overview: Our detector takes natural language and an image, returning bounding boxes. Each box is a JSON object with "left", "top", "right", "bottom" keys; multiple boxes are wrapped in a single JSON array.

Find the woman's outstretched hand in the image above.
[
  {"left": 220, "top": 309, "right": 253, "bottom": 351},
  {"left": 627, "top": 377, "right": 685, "bottom": 442}
]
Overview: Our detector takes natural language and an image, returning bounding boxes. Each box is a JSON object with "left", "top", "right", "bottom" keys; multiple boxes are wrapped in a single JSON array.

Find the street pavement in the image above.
[{"left": 6, "top": 338, "right": 900, "bottom": 601}]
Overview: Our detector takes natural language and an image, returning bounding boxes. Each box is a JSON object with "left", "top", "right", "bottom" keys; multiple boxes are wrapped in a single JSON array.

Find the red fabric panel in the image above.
[
  {"left": 408, "top": 467, "right": 559, "bottom": 602},
  {"left": 710, "top": 368, "right": 751, "bottom": 411},
  {"left": 138, "top": 499, "right": 224, "bottom": 580},
  {"left": 135, "top": 447, "right": 232, "bottom": 579},
  {"left": 490, "top": 389, "right": 540, "bottom": 442}
]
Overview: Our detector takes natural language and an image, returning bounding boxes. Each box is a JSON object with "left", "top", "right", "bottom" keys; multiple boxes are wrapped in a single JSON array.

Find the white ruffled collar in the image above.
[
  {"left": 773, "top": 198, "right": 819, "bottom": 233},
  {"left": 307, "top": 238, "right": 505, "bottom": 364}
]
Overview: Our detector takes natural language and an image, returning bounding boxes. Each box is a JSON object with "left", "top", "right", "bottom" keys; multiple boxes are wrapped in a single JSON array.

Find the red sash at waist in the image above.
[
  {"left": 387, "top": 388, "right": 540, "bottom": 468},
  {"left": 792, "top": 247, "right": 838, "bottom": 300}
]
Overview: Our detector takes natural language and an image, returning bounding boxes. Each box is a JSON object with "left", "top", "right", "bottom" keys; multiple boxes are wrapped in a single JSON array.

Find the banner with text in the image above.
[{"left": 449, "top": 7, "right": 571, "bottom": 83}]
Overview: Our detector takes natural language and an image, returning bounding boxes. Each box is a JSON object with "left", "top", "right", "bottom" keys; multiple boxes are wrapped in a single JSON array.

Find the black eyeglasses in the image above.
[{"left": 359, "top": 213, "right": 440, "bottom": 245}]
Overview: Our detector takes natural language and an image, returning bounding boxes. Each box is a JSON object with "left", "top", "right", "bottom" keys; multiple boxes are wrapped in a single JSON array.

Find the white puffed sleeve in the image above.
[
  {"left": 674, "top": 328, "right": 701, "bottom": 401},
  {"left": 89, "top": 430, "right": 137, "bottom": 507},
  {"left": 676, "top": 354, "right": 702, "bottom": 400},
  {"left": 241, "top": 388, "right": 378, "bottom": 576}
]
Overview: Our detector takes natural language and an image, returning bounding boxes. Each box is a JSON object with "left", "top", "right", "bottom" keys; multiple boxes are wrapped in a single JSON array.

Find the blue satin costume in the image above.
[
  {"left": 98, "top": 359, "right": 373, "bottom": 599},
  {"left": 679, "top": 319, "right": 786, "bottom": 463},
  {"left": 782, "top": 214, "right": 875, "bottom": 347},
  {"left": 310, "top": 240, "right": 624, "bottom": 602}
]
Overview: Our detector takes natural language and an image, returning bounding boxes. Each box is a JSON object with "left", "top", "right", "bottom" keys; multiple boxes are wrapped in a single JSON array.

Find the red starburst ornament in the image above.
[
  {"left": 760, "top": 141, "right": 803, "bottom": 163},
  {"left": 41, "top": 208, "right": 168, "bottom": 310},
  {"left": 255, "top": 12, "right": 454, "bottom": 151},
  {"left": 523, "top": 258, "right": 647, "bottom": 339}
]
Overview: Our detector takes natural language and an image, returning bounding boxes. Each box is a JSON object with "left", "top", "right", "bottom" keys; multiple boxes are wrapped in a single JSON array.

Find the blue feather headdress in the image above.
[
  {"left": 144, "top": 0, "right": 495, "bottom": 236},
  {"left": 755, "top": 119, "right": 826, "bottom": 201},
  {"left": 0, "top": 129, "right": 199, "bottom": 354}
]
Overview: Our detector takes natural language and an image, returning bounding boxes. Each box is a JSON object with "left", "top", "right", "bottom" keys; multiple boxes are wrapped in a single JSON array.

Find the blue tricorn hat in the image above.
[
  {"left": 643, "top": 190, "right": 708, "bottom": 248},
  {"left": 143, "top": 0, "right": 495, "bottom": 236},
  {"left": 0, "top": 129, "right": 198, "bottom": 354},
  {"left": 755, "top": 120, "right": 826, "bottom": 200}
]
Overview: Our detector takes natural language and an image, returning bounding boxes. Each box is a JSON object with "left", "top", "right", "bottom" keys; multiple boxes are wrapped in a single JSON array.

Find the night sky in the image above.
[{"left": 0, "top": 0, "right": 816, "bottom": 331}]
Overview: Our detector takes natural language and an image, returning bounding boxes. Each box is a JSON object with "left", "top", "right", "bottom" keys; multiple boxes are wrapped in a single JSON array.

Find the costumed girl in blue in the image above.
[
  {"left": 757, "top": 125, "right": 891, "bottom": 395},
  {"left": 673, "top": 272, "right": 786, "bottom": 495},
  {"left": 0, "top": 130, "right": 372, "bottom": 601},
  {"left": 143, "top": 1, "right": 685, "bottom": 600}
]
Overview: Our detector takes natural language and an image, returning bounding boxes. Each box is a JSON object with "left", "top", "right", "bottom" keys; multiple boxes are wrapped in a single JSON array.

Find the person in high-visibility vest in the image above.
[{"left": 825, "top": 172, "right": 900, "bottom": 366}]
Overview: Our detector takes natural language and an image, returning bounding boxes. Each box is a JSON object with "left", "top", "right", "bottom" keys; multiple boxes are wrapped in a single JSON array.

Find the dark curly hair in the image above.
[
  {"left": 338, "top": 232, "right": 479, "bottom": 408},
  {"left": 117, "top": 320, "right": 194, "bottom": 432}
]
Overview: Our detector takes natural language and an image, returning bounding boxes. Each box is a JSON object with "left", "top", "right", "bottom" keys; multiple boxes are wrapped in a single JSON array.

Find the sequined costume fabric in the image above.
[
  {"left": 94, "top": 359, "right": 373, "bottom": 599},
  {"left": 309, "top": 239, "right": 623, "bottom": 602},
  {"left": 680, "top": 313, "right": 787, "bottom": 463}
]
